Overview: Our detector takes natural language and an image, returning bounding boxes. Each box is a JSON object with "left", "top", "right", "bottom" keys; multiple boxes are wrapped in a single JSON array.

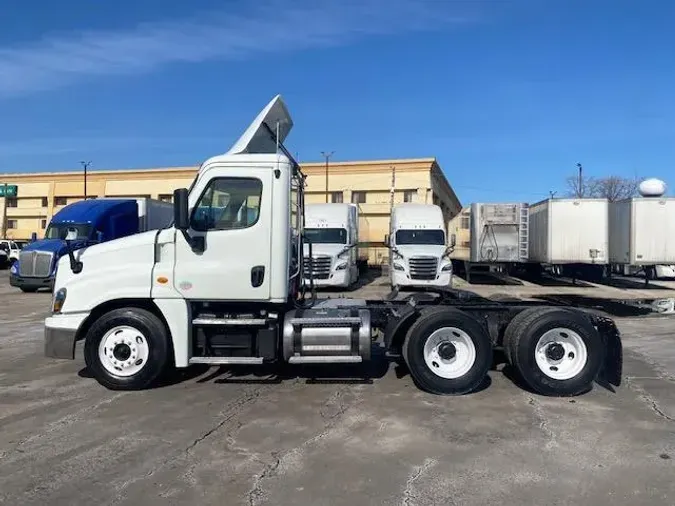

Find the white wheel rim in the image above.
[
  {"left": 535, "top": 328, "right": 588, "bottom": 380},
  {"left": 98, "top": 326, "right": 150, "bottom": 377},
  {"left": 423, "top": 327, "right": 477, "bottom": 379}
]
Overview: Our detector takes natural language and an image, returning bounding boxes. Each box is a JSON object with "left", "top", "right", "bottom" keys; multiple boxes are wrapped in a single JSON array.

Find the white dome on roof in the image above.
[{"left": 638, "top": 178, "right": 667, "bottom": 197}]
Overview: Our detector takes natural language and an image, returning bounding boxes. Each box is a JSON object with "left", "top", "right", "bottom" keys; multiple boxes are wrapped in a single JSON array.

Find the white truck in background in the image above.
[
  {"left": 387, "top": 203, "right": 454, "bottom": 289},
  {"left": 303, "top": 203, "right": 359, "bottom": 288}
]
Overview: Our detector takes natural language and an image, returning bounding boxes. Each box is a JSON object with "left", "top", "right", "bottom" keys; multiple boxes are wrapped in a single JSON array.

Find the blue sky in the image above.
[{"left": 1, "top": 0, "right": 673, "bottom": 203}]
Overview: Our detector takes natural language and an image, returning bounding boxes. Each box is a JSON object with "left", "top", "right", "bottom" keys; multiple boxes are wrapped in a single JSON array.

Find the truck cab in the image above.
[
  {"left": 303, "top": 203, "right": 359, "bottom": 288},
  {"left": 388, "top": 203, "right": 454, "bottom": 289},
  {"left": 11, "top": 199, "right": 171, "bottom": 292}
]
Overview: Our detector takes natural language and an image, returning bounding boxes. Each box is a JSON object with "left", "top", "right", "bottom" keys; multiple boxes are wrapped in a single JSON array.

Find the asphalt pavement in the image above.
[{"left": 1, "top": 271, "right": 674, "bottom": 506}]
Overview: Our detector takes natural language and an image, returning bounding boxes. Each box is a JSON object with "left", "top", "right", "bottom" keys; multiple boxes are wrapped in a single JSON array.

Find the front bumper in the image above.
[
  {"left": 10, "top": 274, "right": 54, "bottom": 291},
  {"left": 44, "top": 313, "right": 89, "bottom": 359},
  {"left": 392, "top": 270, "right": 452, "bottom": 288}
]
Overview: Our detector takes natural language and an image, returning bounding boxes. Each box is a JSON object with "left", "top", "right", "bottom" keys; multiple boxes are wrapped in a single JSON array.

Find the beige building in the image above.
[
  {"left": 447, "top": 206, "right": 472, "bottom": 261},
  {"left": 0, "top": 157, "right": 461, "bottom": 265}
]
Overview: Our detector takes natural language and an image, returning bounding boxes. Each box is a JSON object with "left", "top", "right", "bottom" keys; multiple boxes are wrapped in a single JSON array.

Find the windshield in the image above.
[
  {"left": 45, "top": 224, "right": 92, "bottom": 241},
  {"left": 304, "top": 228, "right": 347, "bottom": 244},
  {"left": 395, "top": 229, "right": 445, "bottom": 246}
]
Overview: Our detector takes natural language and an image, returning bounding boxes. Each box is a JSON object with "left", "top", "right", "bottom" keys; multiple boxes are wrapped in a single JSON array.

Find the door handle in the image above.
[{"left": 251, "top": 266, "right": 265, "bottom": 288}]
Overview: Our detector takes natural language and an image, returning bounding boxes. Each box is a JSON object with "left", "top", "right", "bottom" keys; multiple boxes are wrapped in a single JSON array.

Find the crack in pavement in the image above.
[
  {"left": 401, "top": 458, "right": 437, "bottom": 506},
  {"left": 247, "top": 387, "right": 356, "bottom": 506},
  {"left": 105, "top": 386, "right": 268, "bottom": 506},
  {"left": 527, "top": 396, "right": 557, "bottom": 450},
  {"left": 625, "top": 377, "right": 675, "bottom": 423}
]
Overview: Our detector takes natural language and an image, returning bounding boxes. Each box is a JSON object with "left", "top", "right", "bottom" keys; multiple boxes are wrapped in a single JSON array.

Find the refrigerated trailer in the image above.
[
  {"left": 609, "top": 197, "right": 675, "bottom": 279},
  {"left": 43, "top": 95, "right": 622, "bottom": 397},
  {"left": 528, "top": 198, "right": 609, "bottom": 280}
]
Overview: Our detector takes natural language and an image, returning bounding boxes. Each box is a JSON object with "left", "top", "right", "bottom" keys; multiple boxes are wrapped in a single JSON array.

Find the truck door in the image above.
[{"left": 173, "top": 168, "right": 272, "bottom": 301}]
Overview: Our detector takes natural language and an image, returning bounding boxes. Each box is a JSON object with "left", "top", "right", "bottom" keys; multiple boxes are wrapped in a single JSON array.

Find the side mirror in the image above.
[
  {"left": 96, "top": 230, "right": 104, "bottom": 242},
  {"left": 450, "top": 233, "right": 456, "bottom": 248},
  {"left": 384, "top": 234, "right": 389, "bottom": 247},
  {"left": 173, "top": 188, "right": 189, "bottom": 230}
]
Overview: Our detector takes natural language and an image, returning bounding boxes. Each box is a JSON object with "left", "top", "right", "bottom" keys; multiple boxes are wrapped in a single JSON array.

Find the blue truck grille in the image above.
[{"left": 19, "top": 251, "right": 53, "bottom": 277}]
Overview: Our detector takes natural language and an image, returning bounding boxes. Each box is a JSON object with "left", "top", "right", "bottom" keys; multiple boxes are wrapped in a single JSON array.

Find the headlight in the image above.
[
  {"left": 335, "top": 262, "right": 347, "bottom": 271},
  {"left": 52, "top": 288, "right": 67, "bottom": 313},
  {"left": 10, "top": 262, "right": 18, "bottom": 274},
  {"left": 441, "top": 263, "right": 453, "bottom": 272},
  {"left": 393, "top": 263, "right": 405, "bottom": 271}
]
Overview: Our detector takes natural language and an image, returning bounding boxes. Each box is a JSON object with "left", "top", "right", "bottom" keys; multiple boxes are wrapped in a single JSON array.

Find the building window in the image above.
[
  {"left": 403, "top": 190, "right": 416, "bottom": 203},
  {"left": 41, "top": 219, "right": 47, "bottom": 229},
  {"left": 461, "top": 216, "right": 470, "bottom": 229},
  {"left": 330, "top": 192, "right": 343, "bottom": 204},
  {"left": 6, "top": 197, "right": 17, "bottom": 208},
  {"left": 351, "top": 191, "right": 366, "bottom": 204},
  {"left": 41, "top": 197, "right": 48, "bottom": 207},
  {"left": 158, "top": 194, "right": 173, "bottom": 203},
  {"left": 55, "top": 197, "right": 67, "bottom": 206},
  {"left": 7, "top": 219, "right": 17, "bottom": 229}
]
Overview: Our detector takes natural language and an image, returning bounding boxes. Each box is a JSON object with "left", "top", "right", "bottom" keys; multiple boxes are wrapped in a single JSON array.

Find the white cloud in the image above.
[{"left": 0, "top": 0, "right": 475, "bottom": 98}]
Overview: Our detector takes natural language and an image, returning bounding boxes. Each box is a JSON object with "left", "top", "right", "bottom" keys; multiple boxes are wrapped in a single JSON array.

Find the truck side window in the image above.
[{"left": 191, "top": 177, "right": 263, "bottom": 232}]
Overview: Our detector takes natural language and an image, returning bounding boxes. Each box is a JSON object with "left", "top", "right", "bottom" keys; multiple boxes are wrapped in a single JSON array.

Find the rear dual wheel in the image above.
[
  {"left": 504, "top": 307, "right": 603, "bottom": 396},
  {"left": 403, "top": 308, "right": 493, "bottom": 395}
]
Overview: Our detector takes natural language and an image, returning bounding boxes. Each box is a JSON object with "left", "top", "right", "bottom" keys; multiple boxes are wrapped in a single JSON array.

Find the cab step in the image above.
[
  {"left": 189, "top": 357, "right": 264, "bottom": 365},
  {"left": 288, "top": 356, "right": 363, "bottom": 364},
  {"left": 192, "top": 317, "right": 268, "bottom": 326}
]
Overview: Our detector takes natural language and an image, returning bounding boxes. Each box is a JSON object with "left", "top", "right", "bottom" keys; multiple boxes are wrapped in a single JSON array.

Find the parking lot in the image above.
[{"left": 1, "top": 270, "right": 674, "bottom": 506}]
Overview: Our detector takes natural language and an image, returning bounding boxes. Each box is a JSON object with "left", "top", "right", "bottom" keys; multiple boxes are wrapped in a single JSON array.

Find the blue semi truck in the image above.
[{"left": 10, "top": 198, "right": 173, "bottom": 292}]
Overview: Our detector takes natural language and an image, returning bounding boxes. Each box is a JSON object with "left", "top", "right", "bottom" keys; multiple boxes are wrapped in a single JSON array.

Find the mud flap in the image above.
[{"left": 595, "top": 318, "right": 623, "bottom": 390}]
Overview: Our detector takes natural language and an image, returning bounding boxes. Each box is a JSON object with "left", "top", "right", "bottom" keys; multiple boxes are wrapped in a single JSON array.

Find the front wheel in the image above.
[
  {"left": 504, "top": 307, "right": 603, "bottom": 396},
  {"left": 84, "top": 307, "right": 170, "bottom": 390},
  {"left": 403, "top": 308, "right": 493, "bottom": 395}
]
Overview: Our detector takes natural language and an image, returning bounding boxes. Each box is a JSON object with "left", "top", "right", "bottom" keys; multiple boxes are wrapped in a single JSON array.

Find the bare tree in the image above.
[
  {"left": 566, "top": 174, "right": 640, "bottom": 201},
  {"left": 590, "top": 176, "right": 640, "bottom": 202}
]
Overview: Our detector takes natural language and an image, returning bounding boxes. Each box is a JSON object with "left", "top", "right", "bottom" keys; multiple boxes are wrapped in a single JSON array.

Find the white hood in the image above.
[{"left": 394, "top": 244, "right": 447, "bottom": 260}]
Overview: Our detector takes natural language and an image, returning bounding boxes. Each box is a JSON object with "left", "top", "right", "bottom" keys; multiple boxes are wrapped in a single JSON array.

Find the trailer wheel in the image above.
[
  {"left": 403, "top": 308, "right": 492, "bottom": 395},
  {"left": 84, "top": 307, "right": 170, "bottom": 390},
  {"left": 503, "top": 307, "right": 603, "bottom": 396}
]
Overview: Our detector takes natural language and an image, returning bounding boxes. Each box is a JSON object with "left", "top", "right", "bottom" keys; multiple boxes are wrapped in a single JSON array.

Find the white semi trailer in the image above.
[
  {"left": 302, "top": 203, "right": 359, "bottom": 288},
  {"left": 388, "top": 204, "right": 454, "bottom": 289},
  {"left": 44, "top": 95, "right": 622, "bottom": 397}
]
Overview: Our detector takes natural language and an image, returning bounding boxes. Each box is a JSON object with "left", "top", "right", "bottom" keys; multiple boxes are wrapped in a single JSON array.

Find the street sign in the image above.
[{"left": 0, "top": 185, "right": 17, "bottom": 197}]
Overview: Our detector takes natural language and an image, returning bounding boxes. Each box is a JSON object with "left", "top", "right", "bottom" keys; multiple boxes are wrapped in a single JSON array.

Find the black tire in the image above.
[
  {"left": 503, "top": 307, "right": 603, "bottom": 396},
  {"left": 84, "top": 307, "right": 170, "bottom": 391},
  {"left": 403, "top": 307, "right": 493, "bottom": 395},
  {"left": 20, "top": 287, "right": 38, "bottom": 293}
]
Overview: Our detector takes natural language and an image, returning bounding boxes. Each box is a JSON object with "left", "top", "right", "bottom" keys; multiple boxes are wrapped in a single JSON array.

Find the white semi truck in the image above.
[
  {"left": 44, "top": 95, "right": 622, "bottom": 397},
  {"left": 388, "top": 204, "right": 454, "bottom": 289},
  {"left": 303, "top": 203, "right": 359, "bottom": 288}
]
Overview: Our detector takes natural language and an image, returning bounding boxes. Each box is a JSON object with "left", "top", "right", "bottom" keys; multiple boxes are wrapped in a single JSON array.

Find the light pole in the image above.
[
  {"left": 321, "top": 151, "right": 334, "bottom": 203},
  {"left": 80, "top": 161, "right": 91, "bottom": 199}
]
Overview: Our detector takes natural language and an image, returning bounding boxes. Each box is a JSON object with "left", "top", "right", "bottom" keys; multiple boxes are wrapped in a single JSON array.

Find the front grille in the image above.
[
  {"left": 303, "top": 255, "right": 332, "bottom": 280},
  {"left": 19, "top": 250, "right": 54, "bottom": 277},
  {"left": 409, "top": 256, "right": 438, "bottom": 280}
]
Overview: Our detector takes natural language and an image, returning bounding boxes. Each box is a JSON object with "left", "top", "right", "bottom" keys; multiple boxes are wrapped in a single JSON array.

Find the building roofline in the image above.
[{"left": 0, "top": 157, "right": 439, "bottom": 180}]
